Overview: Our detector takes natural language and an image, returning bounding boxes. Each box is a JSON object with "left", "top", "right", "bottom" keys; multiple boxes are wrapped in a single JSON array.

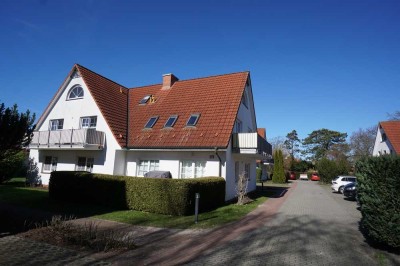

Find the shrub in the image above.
[
  {"left": 49, "top": 172, "right": 225, "bottom": 216},
  {"left": 272, "top": 149, "right": 286, "bottom": 183},
  {"left": 256, "top": 168, "right": 262, "bottom": 183},
  {"left": 316, "top": 158, "right": 349, "bottom": 183},
  {"left": 356, "top": 156, "right": 400, "bottom": 250}
]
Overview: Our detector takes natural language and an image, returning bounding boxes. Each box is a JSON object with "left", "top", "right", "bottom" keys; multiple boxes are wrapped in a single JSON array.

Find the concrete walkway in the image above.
[{"left": 188, "top": 181, "right": 399, "bottom": 266}]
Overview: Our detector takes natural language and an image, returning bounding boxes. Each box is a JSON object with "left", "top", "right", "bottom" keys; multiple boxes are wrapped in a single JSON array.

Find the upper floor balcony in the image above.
[
  {"left": 29, "top": 128, "right": 105, "bottom": 150},
  {"left": 232, "top": 132, "right": 272, "bottom": 157}
]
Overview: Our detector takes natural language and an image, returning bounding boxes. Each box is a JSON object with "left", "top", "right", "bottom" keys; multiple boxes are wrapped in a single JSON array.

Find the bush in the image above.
[
  {"left": 316, "top": 158, "right": 349, "bottom": 183},
  {"left": 272, "top": 149, "right": 286, "bottom": 183},
  {"left": 256, "top": 168, "right": 262, "bottom": 183},
  {"left": 356, "top": 156, "right": 400, "bottom": 250},
  {"left": 49, "top": 172, "right": 225, "bottom": 216}
]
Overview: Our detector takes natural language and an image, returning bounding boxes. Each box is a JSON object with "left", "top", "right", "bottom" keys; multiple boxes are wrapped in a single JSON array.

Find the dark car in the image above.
[{"left": 343, "top": 182, "right": 357, "bottom": 200}]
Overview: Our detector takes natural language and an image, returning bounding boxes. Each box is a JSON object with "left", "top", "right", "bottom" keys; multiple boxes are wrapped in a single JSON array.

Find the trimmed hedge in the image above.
[
  {"left": 356, "top": 156, "right": 400, "bottom": 250},
  {"left": 49, "top": 171, "right": 225, "bottom": 216}
]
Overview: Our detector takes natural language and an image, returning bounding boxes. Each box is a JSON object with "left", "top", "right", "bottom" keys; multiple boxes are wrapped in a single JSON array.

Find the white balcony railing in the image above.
[
  {"left": 232, "top": 133, "right": 272, "bottom": 156},
  {"left": 29, "top": 128, "right": 105, "bottom": 150}
]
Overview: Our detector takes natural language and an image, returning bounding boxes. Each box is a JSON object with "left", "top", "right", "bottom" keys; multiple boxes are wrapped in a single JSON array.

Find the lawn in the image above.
[{"left": 1, "top": 178, "right": 274, "bottom": 229}]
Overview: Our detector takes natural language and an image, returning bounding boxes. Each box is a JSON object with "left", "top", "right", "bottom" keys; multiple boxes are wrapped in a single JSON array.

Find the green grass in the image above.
[{"left": 1, "top": 177, "right": 272, "bottom": 229}]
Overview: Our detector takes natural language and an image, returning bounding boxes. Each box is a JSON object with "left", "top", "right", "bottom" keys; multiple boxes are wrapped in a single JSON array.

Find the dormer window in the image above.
[
  {"left": 67, "top": 85, "right": 84, "bottom": 100},
  {"left": 164, "top": 115, "right": 178, "bottom": 128},
  {"left": 144, "top": 116, "right": 158, "bottom": 128},
  {"left": 186, "top": 114, "right": 200, "bottom": 127}
]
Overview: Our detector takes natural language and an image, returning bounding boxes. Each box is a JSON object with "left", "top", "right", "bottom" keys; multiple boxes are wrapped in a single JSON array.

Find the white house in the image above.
[
  {"left": 29, "top": 64, "right": 271, "bottom": 200},
  {"left": 372, "top": 121, "right": 400, "bottom": 156}
]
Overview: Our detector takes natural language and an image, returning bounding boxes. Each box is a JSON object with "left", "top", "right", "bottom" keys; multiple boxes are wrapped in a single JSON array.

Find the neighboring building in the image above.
[
  {"left": 29, "top": 64, "right": 271, "bottom": 200},
  {"left": 372, "top": 121, "right": 400, "bottom": 156}
]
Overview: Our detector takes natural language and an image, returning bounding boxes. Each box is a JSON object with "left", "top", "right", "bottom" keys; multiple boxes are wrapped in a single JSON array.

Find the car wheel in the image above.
[{"left": 339, "top": 186, "right": 344, "bottom": 194}]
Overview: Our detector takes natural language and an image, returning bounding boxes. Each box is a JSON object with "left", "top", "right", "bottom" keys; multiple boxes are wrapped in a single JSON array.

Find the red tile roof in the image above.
[
  {"left": 257, "top": 128, "right": 266, "bottom": 139},
  {"left": 39, "top": 64, "right": 250, "bottom": 149},
  {"left": 379, "top": 121, "right": 400, "bottom": 154},
  {"left": 127, "top": 72, "right": 249, "bottom": 149},
  {"left": 76, "top": 64, "right": 128, "bottom": 147}
]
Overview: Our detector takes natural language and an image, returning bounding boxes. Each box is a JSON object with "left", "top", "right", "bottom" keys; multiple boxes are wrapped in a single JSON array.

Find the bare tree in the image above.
[
  {"left": 387, "top": 110, "right": 400, "bottom": 121},
  {"left": 236, "top": 171, "right": 249, "bottom": 205},
  {"left": 349, "top": 126, "right": 376, "bottom": 160},
  {"left": 269, "top": 136, "right": 289, "bottom": 155}
]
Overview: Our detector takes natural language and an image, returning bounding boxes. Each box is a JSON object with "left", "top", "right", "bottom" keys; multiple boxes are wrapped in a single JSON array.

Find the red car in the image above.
[
  {"left": 289, "top": 172, "right": 296, "bottom": 180},
  {"left": 311, "top": 174, "right": 320, "bottom": 181}
]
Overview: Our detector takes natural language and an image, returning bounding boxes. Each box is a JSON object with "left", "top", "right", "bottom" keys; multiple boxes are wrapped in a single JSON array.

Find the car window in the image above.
[
  {"left": 349, "top": 178, "right": 356, "bottom": 182},
  {"left": 343, "top": 177, "right": 347, "bottom": 182}
]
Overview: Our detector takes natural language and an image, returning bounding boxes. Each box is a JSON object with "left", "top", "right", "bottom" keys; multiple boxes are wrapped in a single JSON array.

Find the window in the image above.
[
  {"left": 164, "top": 115, "right": 178, "bottom": 128},
  {"left": 235, "top": 161, "right": 240, "bottom": 182},
  {"left": 80, "top": 116, "right": 97, "bottom": 128},
  {"left": 139, "top": 95, "right": 151, "bottom": 104},
  {"left": 235, "top": 119, "right": 242, "bottom": 133},
  {"left": 144, "top": 116, "right": 158, "bottom": 128},
  {"left": 67, "top": 86, "right": 84, "bottom": 100},
  {"left": 43, "top": 156, "right": 57, "bottom": 172},
  {"left": 180, "top": 161, "right": 206, "bottom": 178},
  {"left": 137, "top": 160, "right": 159, "bottom": 176},
  {"left": 244, "top": 163, "right": 250, "bottom": 179},
  {"left": 241, "top": 89, "right": 248, "bottom": 108},
  {"left": 382, "top": 133, "right": 387, "bottom": 142},
  {"left": 75, "top": 157, "right": 94, "bottom": 172},
  {"left": 49, "top": 119, "right": 64, "bottom": 131},
  {"left": 186, "top": 114, "right": 200, "bottom": 127}
]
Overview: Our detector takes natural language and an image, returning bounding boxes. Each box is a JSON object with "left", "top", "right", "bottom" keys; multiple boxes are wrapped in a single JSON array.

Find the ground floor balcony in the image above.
[
  {"left": 29, "top": 128, "right": 105, "bottom": 150},
  {"left": 232, "top": 133, "right": 272, "bottom": 157}
]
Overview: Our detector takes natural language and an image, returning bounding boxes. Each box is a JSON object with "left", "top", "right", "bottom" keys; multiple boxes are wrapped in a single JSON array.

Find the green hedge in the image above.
[
  {"left": 356, "top": 156, "right": 400, "bottom": 250},
  {"left": 49, "top": 171, "right": 225, "bottom": 216}
]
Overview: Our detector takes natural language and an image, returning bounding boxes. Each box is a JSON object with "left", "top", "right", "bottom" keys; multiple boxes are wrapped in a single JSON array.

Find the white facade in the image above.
[
  {"left": 372, "top": 126, "right": 396, "bottom": 156},
  {"left": 30, "top": 75, "right": 121, "bottom": 184},
  {"left": 30, "top": 69, "right": 267, "bottom": 201}
]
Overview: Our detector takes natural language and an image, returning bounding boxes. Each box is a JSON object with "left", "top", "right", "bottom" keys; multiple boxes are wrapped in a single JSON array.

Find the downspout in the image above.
[{"left": 214, "top": 147, "right": 222, "bottom": 177}]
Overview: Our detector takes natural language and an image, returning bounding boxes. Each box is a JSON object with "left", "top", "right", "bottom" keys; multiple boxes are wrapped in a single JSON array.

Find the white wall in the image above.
[
  {"left": 29, "top": 75, "right": 121, "bottom": 184},
  {"left": 125, "top": 150, "right": 221, "bottom": 178},
  {"left": 372, "top": 126, "right": 395, "bottom": 156},
  {"left": 236, "top": 84, "right": 257, "bottom": 133}
]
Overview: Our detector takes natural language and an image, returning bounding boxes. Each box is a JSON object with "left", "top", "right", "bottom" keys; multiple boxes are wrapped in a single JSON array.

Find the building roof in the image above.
[
  {"left": 76, "top": 64, "right": 129, "bottom": 147},
  {"left": 379, "top": 121, "right": 400, "bottom": 154},
  {"left": 257, "top": 128, "right": 266, "bottom": 139},
  {"left": 127, "top": 72, "right": 249, "bottom": 149}
]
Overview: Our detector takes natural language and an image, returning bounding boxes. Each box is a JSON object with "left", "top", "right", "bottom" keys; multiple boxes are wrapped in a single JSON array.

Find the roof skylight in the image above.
[
  {"left": 164, "top": 115, "right": 178, "bottom": 128},
  {"left": 144, "top": 116, "right": 158, "bottom": 128},
  {"left": 139, "top": 95, "right": 151, "bottom": 104},
  {"left": 186, "top": 114, "right": 200, "bottom": 127}
]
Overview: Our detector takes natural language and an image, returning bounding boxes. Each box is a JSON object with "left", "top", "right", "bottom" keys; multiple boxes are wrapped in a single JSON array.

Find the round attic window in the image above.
[{"left": 67, "top": 85, "right": 84, "bottom": 100}]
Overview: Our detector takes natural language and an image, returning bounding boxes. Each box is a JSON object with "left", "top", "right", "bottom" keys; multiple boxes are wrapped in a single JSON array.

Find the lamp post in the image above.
[{"left": 195, "top": 193, "right": 200, "bottom": 223}]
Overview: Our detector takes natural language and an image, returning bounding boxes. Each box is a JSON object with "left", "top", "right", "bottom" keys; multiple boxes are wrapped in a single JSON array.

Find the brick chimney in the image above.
[{"left": 162, "top": 73, "right": 179, "bottom": 90}]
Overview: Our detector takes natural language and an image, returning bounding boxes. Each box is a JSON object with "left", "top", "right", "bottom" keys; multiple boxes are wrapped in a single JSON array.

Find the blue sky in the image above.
[{"left": 1, "top": 0, "right": 399, "bottom": 141}]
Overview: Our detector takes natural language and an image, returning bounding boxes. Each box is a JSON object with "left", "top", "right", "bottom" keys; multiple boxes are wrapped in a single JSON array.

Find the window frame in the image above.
[
  {"left": 186, "top": 114, "right": 200, "bottom": 127},
  {"left": 180, "top": 160, "right": 207, "bottom": 178},
  {"left": 164, "top": 115, "right": 178, "bottom": 128},
  {"left": 43, "top": 156, "right": 57, "bottom": 173},
  {"left": 144, "top": 116, "right": 159, "bottom": 129},
  {"left": 67, "top": 85, "right": 84, "bottom": 100},
  {"left": 137, "top": 160, "right": 160, "bottom": 176},
  {"left": 75, "top": 157, "right": 94, "bottom": 172},
  {"left": 80, "top": 116, "right": 97, "bottom": 129},
  {"left": 49, "top": 119, "right": 64, "bottom": 131}
]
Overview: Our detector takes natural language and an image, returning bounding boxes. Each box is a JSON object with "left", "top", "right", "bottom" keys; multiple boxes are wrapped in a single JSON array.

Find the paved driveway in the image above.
[{"left": 188, "top": 181, "right": 398, "bottom": 266}]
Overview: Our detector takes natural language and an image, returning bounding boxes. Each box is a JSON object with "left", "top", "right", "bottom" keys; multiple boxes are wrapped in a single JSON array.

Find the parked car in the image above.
[
  {"left": 289, "top": 172, "right": 296, "bottom": 180},
  {"left": 299, "top": 174, "right": 308, "bottom": 181},
  {"left": 343, "top": 182, "right": 357, "bottom": 200},
  {"left": 310, "top": 173, "right": 320, "bottom": 181},
  {"left": 331, "top": 176, "right": 357, "bottom": 194}
]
